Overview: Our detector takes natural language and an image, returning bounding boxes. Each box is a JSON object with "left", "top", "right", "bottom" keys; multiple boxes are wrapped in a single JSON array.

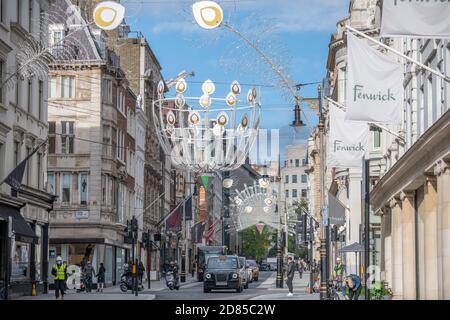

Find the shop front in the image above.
[{"left": 49, "top": 240, "right": 130, "bottom": 288}]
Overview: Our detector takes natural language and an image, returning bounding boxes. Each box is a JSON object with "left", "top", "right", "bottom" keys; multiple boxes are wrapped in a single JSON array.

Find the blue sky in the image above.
[{"left": 122, "top": 0, "right": 349, "bottom": 156}]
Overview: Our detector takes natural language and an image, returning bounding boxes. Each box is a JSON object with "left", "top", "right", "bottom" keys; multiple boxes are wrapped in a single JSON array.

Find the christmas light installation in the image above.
[{"left": 153, "top": 79, "right": 261, "bottom": 174}]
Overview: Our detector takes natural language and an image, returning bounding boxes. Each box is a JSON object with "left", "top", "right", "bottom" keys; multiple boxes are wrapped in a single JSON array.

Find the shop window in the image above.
[{"left": 11, "top": 242, "right": 30, "bottom": 280}]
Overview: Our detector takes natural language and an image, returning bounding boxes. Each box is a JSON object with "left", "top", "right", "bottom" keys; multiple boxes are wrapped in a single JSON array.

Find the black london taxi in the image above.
[{"left": 203, "top": 255, "right": 244, "bottom": 293}]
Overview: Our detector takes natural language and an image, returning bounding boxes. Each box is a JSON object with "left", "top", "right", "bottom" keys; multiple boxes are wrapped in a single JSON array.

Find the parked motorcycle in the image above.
[
  {"left": 165, "top": 271, "right": 180, "bottom": 291},
  {"left": 120, "top": 273, "right": 143, "bottom": 293}
]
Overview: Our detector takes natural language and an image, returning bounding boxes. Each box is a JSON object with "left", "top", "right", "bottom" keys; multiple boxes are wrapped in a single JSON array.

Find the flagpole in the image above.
[
  {"left": 345, "top": 24, "right": 450, "bottom": 83},
  {"left": 325, "top": 97, "right": 405, "bottom": 142}
]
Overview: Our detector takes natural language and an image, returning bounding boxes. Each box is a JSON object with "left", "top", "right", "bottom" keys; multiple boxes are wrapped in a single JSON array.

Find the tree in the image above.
[{"left": 241, "top": 225, "right": 273, "bottom": 261}]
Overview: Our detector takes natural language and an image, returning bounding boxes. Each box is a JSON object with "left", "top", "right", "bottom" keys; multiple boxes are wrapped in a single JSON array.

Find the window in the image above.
[
  {"left": 301, "top": 175, "right": 308, "bottom": 183},
  {"left": 371, "top": 127, "right": 381, "bottom": 150},
  {"left": 295, "top": 159, "right": 300, "bottom": 167},
  {"left": 27, "top": 79, "right": 32, "bottom": 113},
  {"left": 25, "top": 146, "right": 31, "bottom": 185},
  {"left": 47, "top": 173, "right": 55, "bottom": 195},
  {"left": 301, "top": 189, "right": 307, "bottom": 198},
  {"left": 61, "top": 76, "right": 75, "bottom": 98},
  {"left": 62, "top": 173, "right": 71, "bottom": 203},
  {"left": 292, "top": 189, "right": 298, "bottom": 198},
  {"left": 0, "top": 0, "right": 4, "bottom": 23},
  {"left": 292, "top": 175, "right": 298, "bottom": 184},
  {"left": 79, "top": 173, "right": 88, "bottom": 205},
  {"left": 37, "top": 153, "right": 41, "bottom": 189},
  {"left": 61, "top": 121, "right": 74, "bottom": 154},
  {"left": 16, "top": 0, "right": 21, "bottom": 25},
  {"left": 102, "top": 174, "right": 107, "bottom": 205},
  {"left": 49, "top": 77, "right": 57, "bottom": 98},
  {"left": 38, "top": 80, "right": 43, "bottom": 120},
  {"left": 48, "top": 122, "right": 56, "bottom": 154},
  {"left": 285, "top": 175, "right": 289, "bottom": 184},
  {"left": 28, "top": 0, "right": 33, "bottom": 31},
  {"left": 0, "top": 60, "right": 4, "bottom": 104},
  {"left": 14, "top": 141, "right": 20, "bottom": 166},
  {"left": 103, "top": 125, "right": 111, "bottom": 156},
  {"left": 11, "top": 242, "right": 30, "bottom": 280},
  {"left": 302, "top": 159, "right": 307, "bottom": 166},
  {"left": 285, "top": 190, "right": 289, "bottom": 198}
]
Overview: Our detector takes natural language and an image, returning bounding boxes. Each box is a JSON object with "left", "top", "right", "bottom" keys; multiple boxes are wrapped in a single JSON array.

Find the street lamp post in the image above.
[
  {"left": 276, "top": 156, "right": 284, "bottom": 288},
  {"left": 364, "top": 159, "right": 371, "bottom": 300}
]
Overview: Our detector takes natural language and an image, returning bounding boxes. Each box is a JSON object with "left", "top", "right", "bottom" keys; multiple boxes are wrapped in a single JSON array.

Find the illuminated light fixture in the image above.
[
  {"left": 226, "top": 93, "right": 237, "bottom": 107},
  {"left": 175, "top": 94, "right": 186, "bottom": 108},
  {"left": 216, "top": 112, "right": 229, "bottom": 127},
  {"left": 231, "top": 81, "right": 241, "bottom": 95},
  {"left": 153, "top": 80, "right": 260, "bottom": 174},
  {"left": 223, "top": 179, "right": 234, "bottom": 189},
  {"left": 234, "top": 197, "right": 243, "bottom": 206},
  {"left": 244, "top": 206, "right": 253, "bottom": 214},
  {"left": 188, "top": 111, "right": 201, "bottom": 126},
  {"left": 202, "top": 79, "right": 216, "bottom": 95},
  {"left": 247, "top": 89, "right": 256, "bottom": 104},
  {"left": 199, "top": 94, "right": 212, "bottom": 108},
  {"left": 264, "top": 197, "right": 274, "bottom": 206},
  {"left": 176, "top": 79, "right": 187, "bottom": 94},
  {"left": 93, "top": 1, "right": 125, "bottom": 31},
  {"left": 192, "top": 1, "right": 223, "bottom": 30},
  {"left": 264, "top": 207, "right": 271, "bottom": 213},
  {"left": 259, "top": 178, "right": 270, "bottom": 189},
  {"left": 158, "top": 81, "right": 165, "bottom": 95}
]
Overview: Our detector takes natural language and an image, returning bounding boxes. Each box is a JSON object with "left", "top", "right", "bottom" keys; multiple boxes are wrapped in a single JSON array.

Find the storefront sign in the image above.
[
  {"left": 346, "top": 33, "right": 403, "bottom": 125},
  {"left": 381, "top": 1, "right": 450, "bottom": 38}
]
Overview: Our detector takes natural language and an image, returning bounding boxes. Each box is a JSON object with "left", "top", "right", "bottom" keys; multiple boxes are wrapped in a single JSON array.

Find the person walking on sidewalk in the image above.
[
  {"left": 96, "top": 263, "right": 106, "bottom": 293},
  {"left": 286, "top": 257, "right": 296, "bottom": 297},
  {"left": 51, "top": 257, "right": 67, "bottom": 300},
  {"left": 83, "top": 261, "right": 95, "bottom": 293},
  {"left": 138, "top": 260, "right": 145, "bottom": 285},
  {"left": 297, "top": 259, "right": 304, "bottom": 279}
]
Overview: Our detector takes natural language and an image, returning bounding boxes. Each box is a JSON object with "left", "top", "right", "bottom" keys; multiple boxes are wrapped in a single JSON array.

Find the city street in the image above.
[{"left": 14, "top": 272, "right": 319, "bottom": 301}]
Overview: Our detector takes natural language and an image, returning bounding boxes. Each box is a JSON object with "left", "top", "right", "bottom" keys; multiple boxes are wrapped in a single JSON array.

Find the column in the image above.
[
  {"left": 390, "top": 197, "right": 403, "bottom": 299},
  {"left": 347, "top": 169, "right": 362, "bottom": 275},
  {"left": 401, "top": 192, "right": 416, "bottom": 300},
  {"left": 435, "top": 159, "right": 450, "bottom": 299},
  {"left": 382, "top": 208, "right": 393, "bottom": 288},
  {"left": 423, "top": 175, "right": 438, "bottom": 299}
]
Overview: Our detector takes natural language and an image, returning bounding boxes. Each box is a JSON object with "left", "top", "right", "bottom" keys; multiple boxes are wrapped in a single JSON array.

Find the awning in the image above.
[
  {"left": 0, "top": 204, "right": 38, "bottom": 244},
  {"left": 339, "top": 242, "right": 364, "bottom": 253}
]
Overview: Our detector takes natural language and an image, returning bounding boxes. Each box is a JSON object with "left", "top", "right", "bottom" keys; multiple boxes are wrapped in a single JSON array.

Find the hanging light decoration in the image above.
[{"left": 153, "top": 79, "right": 261, "bottom": 174}]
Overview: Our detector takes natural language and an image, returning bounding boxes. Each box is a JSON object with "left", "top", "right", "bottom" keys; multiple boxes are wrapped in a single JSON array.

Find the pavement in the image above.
[{"left": 13, "top": 272, "right": 320, "bottom": 301}]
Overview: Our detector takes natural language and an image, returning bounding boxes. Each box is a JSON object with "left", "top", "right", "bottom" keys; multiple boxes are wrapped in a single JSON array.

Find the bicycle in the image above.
[{"left": 328, "top": 280, "right": 342, "bottom": 300}]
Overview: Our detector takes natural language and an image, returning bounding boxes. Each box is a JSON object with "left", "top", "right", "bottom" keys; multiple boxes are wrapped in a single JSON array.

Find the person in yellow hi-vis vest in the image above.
[{"left": 51, "top": 257, "right": 67, "bottom": 300}]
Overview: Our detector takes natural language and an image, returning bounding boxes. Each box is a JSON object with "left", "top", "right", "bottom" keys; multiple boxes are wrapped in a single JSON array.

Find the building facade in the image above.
[
  {"left": 0, "top": 0, "right": 55, "bottom": 297},
  {"left": 46, "top": 0, "right": 136, "bottom": 286}
]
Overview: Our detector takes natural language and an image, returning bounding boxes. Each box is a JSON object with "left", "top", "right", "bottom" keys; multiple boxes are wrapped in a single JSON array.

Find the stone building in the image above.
[
  {"left": 46, "top": 0, "right": 135, "bottom": 286},
  {"left": 371, "top": 38, "right": 450, "bottom": 300},
  {"left": 0, "top": 0, "right": 55, "bottom": 297}
]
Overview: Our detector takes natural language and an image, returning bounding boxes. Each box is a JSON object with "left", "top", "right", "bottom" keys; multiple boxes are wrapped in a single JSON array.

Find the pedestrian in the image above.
[
  {"left": 84, "top": 261, "right": 95, "bottom": 293},
  {"left": 345, "top": 274, "right": 362, "bottom": 300},
  {"left": 298, "top": 259, "right": 304, "bottom": 279},
  {"left": 96, "top": 262, "right": 106, "bottom": 293},
  {"left": 333, "top": 257, "right": 346, "bottom": 296},
  {"left": 286, "top": 257, "right": 296, "bottom": 297},
  {"left": 138, "top": 260, "right": 145, "bottom": 285},
  {"left": 191, "top": 259, "right": 196, "bottom": 278},
  {"left": 51, "top": 256, "right": 67, "bottom": 300}
]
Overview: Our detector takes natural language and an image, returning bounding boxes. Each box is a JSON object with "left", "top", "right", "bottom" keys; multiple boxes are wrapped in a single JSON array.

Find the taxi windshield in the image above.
[{"left": 207, "top": 257, "right": 239, "bottom": 269}]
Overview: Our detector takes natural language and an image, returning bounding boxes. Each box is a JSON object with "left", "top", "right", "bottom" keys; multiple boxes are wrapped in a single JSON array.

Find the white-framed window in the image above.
[
  {"left": 61, "top": 173, "right": 71, "bottom": 203},
  {"left": 61, "top": 76, "right": 75, "bottom": 98},
  {"left": 49, "top": 76, "right": 57, "bottom": 98},
  {"left": 292, "top": 189, "right": 298, "bottom": 198},
  {"left": 61, "top": 121, "right": 74, "bottom": 154},
  {"left": 79, "top": 173, "right": 88, "bottom": 205},
  {"left": 301, "top": 174, "right": 308, "bottom": 184},
  {"left": 371, "top": 127, "right": 382, "bottom": 150},
  {"left": 292, "top": 175, "right": 298, "bottom": 184},
  {"left": 47, "top": 172, "right": 55, "bottom": 195}
]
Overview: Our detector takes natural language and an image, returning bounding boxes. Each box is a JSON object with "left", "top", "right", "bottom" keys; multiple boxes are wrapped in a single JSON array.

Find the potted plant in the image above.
[{"left": 370, "top": 282, "right": 393, "bottom": 300}]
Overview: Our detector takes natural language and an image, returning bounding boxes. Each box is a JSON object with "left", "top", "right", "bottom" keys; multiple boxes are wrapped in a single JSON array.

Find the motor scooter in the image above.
[{"left": 165, "top": 271, "right": 180, "bottom": 291}]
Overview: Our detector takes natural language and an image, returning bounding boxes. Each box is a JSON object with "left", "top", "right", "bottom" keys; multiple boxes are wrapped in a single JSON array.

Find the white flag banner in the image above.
[
  {"left": 346, "top": 33, "right": 403, "bottom": 125},
  {"left": 328, "top": 105, "right": 368, "bottom": 168},
  {"left": 381, "top": 0, "right": 450, "bottom": 38}
]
